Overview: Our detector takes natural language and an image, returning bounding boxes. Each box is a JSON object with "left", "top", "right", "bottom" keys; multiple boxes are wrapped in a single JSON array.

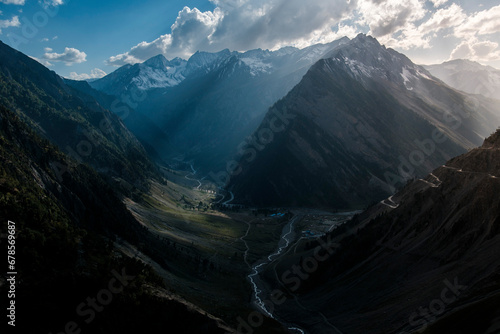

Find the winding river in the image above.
[{"left": 246, "top": 215, "right": 305, "bottom": 334}]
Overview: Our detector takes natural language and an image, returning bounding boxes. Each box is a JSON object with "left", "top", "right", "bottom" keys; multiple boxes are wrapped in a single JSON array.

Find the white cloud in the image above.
[
  {"left": 68, "top": 68, "right": 107, "bottom": 80},
  {"left": 43, "top": 47, "right": 87, "bottom": 65},
  {"left": 40, "top": 0, "right": 64, "bottom": 7},
  {"left": 41, "top": 37, "right": 49, "bottom": 42},
  {"left": 454, "top": 5, "right": 500, "bottom": 39},
  {"left": 354, "top": 0, "right": 433, "bottom": 50},
  {"left": 0, "top": 15, "right": 20, "bottom": 34},
  {"left": 30, "top": 56, "right": 53, "bottom": 67},
  {"left": 445, "top": 5, "right": 500, "bottom": 63},
  {"left": 313, "top": 22, "right": 360, "bottom": 45},
  {"left": 106, "top": 1, "right": 500, "bottom": 68},
  {"left": 107, "top": 0, "right": 356, "bottom": 66},
  {"left": 381, "top": 24, "right": 432, "bottom": 50},
  {"left": 419, "top": 3, "right": 466, "bottom": 35},
  {"left": 428, "top": 0, "right": 448, "bottom": 8},
  {"left": 0, "top": 0, "right": 25, "bottom": 5},
  {"left": 450, "top": 39, "right": 500, "bottom": 62},
  {"left": 44, "top": 47, "right": 53, "bottom": 52},
  {"left": 357, "top": 0, "right": 427, "bottom": 38}
]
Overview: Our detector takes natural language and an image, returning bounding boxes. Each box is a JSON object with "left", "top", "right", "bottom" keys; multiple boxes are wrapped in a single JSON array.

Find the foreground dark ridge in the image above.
[
  {"left": 229, "top": 34, "right": 500, "bottom": 209},
  {"left": 265, "top": 129, "right": 500, "bottom": 333},
  {"left": 0, "top": 106, "right": 235, "bottom": 333}
]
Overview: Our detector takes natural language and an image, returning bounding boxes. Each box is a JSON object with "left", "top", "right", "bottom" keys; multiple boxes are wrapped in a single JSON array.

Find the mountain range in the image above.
[
  {"left": 0, "top": 41, "right": 158, "bottom": 190},
  {"left": 265, "top": 128, "right": 500, "bottom": 334},
  {"left": 89, "top": 38, "right": 350, "bottom": 172},
  {"left": 425, "top": 59, "right": 500, "bottom": 100},
  {"left": 228, "top": 34, "right": 500, "bottom": 209},
  {"left": 2, "top": 32, "right": 500, "bottom": 334},
  {"left": 0, "top": 40, "right": 237, "bottom": 334},
  {"left": 88, "top": 34, "right": 500, "bottom": 210}
]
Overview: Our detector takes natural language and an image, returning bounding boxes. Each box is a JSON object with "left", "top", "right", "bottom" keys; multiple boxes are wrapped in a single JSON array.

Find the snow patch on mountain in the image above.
[
  {"left": 240, "top": 57, "right": 273, "bottom": 76},
  {"left": 298, "top": 44, "right": 332, "bottom": 63},
  {"left": 401, "top": 67, "right": 414, "bottom": 90},
  {"left": 132, "top": 62, "right": 187, "bottom": 90},
  {"left": 424, "top": 59, "right": 500, "bottom": 99},
  {"left": 345, "top": 58, "right": 376, "bottom": 78},
  {"left": 416, "top": 70, "right": 432, "bottom": 81}
]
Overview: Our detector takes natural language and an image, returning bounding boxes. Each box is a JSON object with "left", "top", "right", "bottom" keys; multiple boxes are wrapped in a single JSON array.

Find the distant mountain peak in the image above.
[
  {"left": 352, "top": 33, "right": 380, "bottom": 45},
  {"left": 424, "top": 58, "right": 500, "bottom": 99},
  {"left": 143, "top": 54, "right": 170, "bottom": 68},
  {"left": 323, "top": 33, "right": 428, "bottom": 90},
  {"left": 229, "top": 34, "right": 500, "bottom": 209},
  {"left": 91, "top": 38, "right": 354, "bottom": 94}
]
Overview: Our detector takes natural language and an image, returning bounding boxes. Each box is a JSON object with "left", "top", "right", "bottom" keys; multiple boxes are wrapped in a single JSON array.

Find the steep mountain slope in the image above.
[
  {"left": 0, "top": 106, "right": 233, "bottom": 334},
  {"left": 266, "top": 128, "right": 500, "bottom": 334},
  {"left": 424, "top": 59, "right": 500, "bottom": 99},
  {"left": 90, "top": 39, "right": 350, "bottom": 172},
  {"left": 229, "top": 34, "right": 500, "bottom": 209},
  {"left": 0, "top": 41, "right": 158, "bottom": 188},
  {"left": 63, "top": 77, "right": 117, "bottom": 111}
]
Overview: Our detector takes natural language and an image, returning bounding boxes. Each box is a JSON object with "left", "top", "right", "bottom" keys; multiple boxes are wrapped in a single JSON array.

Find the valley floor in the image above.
[{"left": 117, "top": 166, "right": 358, "bottom": 333}]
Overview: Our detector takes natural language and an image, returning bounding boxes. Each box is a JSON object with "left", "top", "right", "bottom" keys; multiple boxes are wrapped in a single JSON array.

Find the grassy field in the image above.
[{"left": 120, "top": 172, "right": 289, "bottom": 330}]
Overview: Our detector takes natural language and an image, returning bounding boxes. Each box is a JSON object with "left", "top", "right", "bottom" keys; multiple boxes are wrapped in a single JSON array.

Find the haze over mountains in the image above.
[
  {"left": 89, "top": 37, "right": 350, "bottom": 172},
  {"left": 86, "top": 34, "right": 500, "bottom": 210},
  {"left": 264, "top": 128, "right": 500, "bottom": 334},
  {"left": 1, "top": 31, "right": 500, "bottom": 334},
  {"left": 425, "top": 59, "right": 500, "bottom": 100},
  {"left": 0, "top": 40, "right": 235, "bottom": 333},
  {"left": 0, "top": 41, "right": 158, "bottom": 189},
  {"left": 228, "top": 35, "right": 500, "bottom": 208}
]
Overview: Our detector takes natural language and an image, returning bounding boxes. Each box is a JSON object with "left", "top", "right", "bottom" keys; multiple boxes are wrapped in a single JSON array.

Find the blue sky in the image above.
[{"left": 1, "top": 0, "right": 499, "bottom": 79}]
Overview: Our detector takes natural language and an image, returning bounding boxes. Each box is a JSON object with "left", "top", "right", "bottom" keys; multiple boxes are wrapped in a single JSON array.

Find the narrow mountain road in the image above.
[
  {"left": 184, "top": 164, "right": 203, "bottom": 189},
  {"left": 214, "top": 187, "right": 234, "bottom": 205},
  {"left": 380, "top": 195, "right": 399, "bottom": 209},
  {"left": 442, "top": 164, "right": 499, "bottom": 179},
  {"left": 418, "top": 178, "right": 440, "bottom": 188},
  {"left": 223, "top": 190, "right": 235, "bottom": 205}
]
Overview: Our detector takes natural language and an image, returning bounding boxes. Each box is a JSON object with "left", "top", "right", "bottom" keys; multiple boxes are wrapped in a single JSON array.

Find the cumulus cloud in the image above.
[
  {"left": 446, "top": 5, "right": 500, "bottom": 63},
  {"left": 40, "top": 0, "right": 64, "bottom": 7},
  {"left": 43, "top": 47, "right": 87, "bottom": 65},
  {"left": 450, "top": 39, "right": 500, "bottom": 62},
  {"left": 30, "top": 56, "right": 53, "bottom": 67},
  {"left": 454, "top": 5, "right": 500, "bottom": 39},
  {"left": 419, "top": 3, "right": 466, "bottom": 35},
  {"left": 107, "top": 0, "right": 356, "bottom": 66},
  {"left": 357, "top": 0, "right": 427, "bottom": 38},
  {"left": 0, "top": 0, "right": 25, "bottom": 5},
  {"left": 68, "top": 68, "right": 107, "bottom": 80},
  {"left": 381, "top": 24, "right": 432, "bottom": 50},
  {"left": 428, "top": 0, "right": 448, "bottom": 8},
  {"left": 107, "top": 1, "right": 500, "bottom": 67},
  {"left": 0, "top": 15, "right": 20, "bottom": 34}
]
